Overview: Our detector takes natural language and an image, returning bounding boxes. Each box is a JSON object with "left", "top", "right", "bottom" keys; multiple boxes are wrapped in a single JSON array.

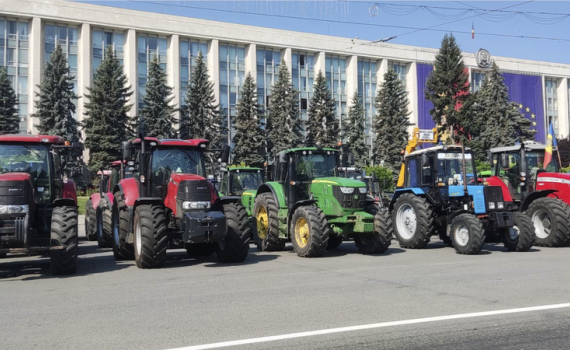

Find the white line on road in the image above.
[{"left": 167, "top": 302, "right": 570, "bottom": 350}]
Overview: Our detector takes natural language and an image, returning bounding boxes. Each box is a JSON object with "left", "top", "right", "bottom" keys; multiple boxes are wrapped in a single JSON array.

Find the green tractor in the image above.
[
  {"left": 217, "top": 166, "right": 264, "bottom": 217},
  {"left": 252, "top": 147, "right": 391, "bottom": 257}
]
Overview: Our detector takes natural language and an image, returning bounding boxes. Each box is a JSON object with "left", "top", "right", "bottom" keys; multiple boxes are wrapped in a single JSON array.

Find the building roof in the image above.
[{"left": 0, "top": 135, "right": 65, "bottom": 144}]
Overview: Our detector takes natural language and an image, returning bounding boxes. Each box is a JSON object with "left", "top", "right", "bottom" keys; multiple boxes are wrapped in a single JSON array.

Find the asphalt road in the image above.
[{"left": 1, "top": 217, "right": 569, "bottom": 350}]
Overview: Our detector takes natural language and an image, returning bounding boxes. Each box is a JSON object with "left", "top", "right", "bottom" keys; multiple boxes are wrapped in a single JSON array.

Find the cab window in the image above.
[{"left": 406, "top": 158, "right": 418, "bottom": 188}]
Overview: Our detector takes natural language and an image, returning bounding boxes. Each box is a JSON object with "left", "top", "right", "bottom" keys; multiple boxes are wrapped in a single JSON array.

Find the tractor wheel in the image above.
[
  {"left": 112, "top": 192, "right": 134, "bottom": 260},
  {"left": 450, "top": 213, "right": 484, "bottom": 255},
  {"left": 392, "top": 194, "right": 434, "bottom": 249},
  {"left": 85, "top": 200, "right": 97, "bottom": 241},
  {"left": 133, "top": 204, "right": 168, "bottom": 269},
  {"left": 502, "top": 212, "right": 536, "bottom": 252},
  {"left": 290, "top": 205, "right": 329, "bottom": 257},
  {"left": 216, "top": 202, "right": 250, "bottom": 263},
  {"left": 355, "top": 209, "right": 392, "bottom": 254},
  {"left": 327, "top": 234, "right": 344, "bottom": 250},
  {"left": 50, "top": 206, "right": 78, "bottom": 275},
  {"left": 186, "top": 243, "right": 217, "bottom": 256},
  {"left": 253, "top": 193, "right": 285, "bottom": 251},
  {"left": 99, "top": 201, "right": 113, "bottom": 248},
  {"left": 526, "top": 197, "right": 570, "bottom": 247}
]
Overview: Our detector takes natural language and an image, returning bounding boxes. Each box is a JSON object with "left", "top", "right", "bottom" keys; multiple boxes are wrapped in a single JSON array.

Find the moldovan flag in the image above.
[{"left": 544, "top": 122, "right": 554, "bottom": 168}]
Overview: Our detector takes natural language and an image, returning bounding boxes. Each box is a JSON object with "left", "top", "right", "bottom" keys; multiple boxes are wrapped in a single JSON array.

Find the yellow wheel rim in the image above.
[
  {"left": 256, "top": 205, "right": 268, "bottom": 240},
  {"left": 294, "top": 217, "right": 310, "bottom": 248}
]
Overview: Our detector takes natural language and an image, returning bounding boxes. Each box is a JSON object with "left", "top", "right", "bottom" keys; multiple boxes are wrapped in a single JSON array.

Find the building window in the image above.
[
  {"left": 257, "top": 47, "right": 281, "bottom": 113},
  {"left": 180, "top": 39, "right": 208, "bottom": 108},
  {"left": 292, "top": 51, "right": 315, "bottom": 125},
  {"left": 219, "top": 43, "right": 246, "bottom": 145},
  {"left": 391, "top": 62, "right": 407, "bottom": 87},
  {"left": 471, "top": 71, "right": 486, "bottom": 92},
  {"left": 358, "top": 59, "right": 378, "bottom": 149},
  {"left": 546, "top": 78, "right": 559, "bottom": 135},
  {"left": 137, "top": 34, "right": 167, "bottom": 110},
  {"left": 326, "top": 55, "right": 347, "bottom": 124},
  {"left": 92, "top": 29, "right": 124, "bottom": 75},
  {"left": 0, "top": 19, "right": 28, "bottom": 132}
]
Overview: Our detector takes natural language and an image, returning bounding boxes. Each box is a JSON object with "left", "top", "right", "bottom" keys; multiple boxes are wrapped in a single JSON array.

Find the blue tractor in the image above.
[{"left": 390, "top": 145, "right": 535, "bottom": 254}]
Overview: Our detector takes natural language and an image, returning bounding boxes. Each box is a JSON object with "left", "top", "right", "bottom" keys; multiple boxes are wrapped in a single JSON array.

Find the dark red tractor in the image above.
[
  {"left": 86, "top": 160, "right": 124, "bottom": 248},
  {"left": 0, "top": 135, "right": 80, "bottom": 274},
  {"left": 111, "top": 136, "right": 250, "bottom": 268}
]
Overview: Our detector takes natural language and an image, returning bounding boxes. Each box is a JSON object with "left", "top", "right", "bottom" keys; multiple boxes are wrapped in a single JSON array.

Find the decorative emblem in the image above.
[{"left": 476, "top": 49, "right": 491, "bottom": 68}]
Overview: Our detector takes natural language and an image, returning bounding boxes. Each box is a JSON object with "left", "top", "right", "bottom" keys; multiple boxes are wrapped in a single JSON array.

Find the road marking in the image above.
[{"left": 167, "top": 303, "right": 570, "bottom": 350}]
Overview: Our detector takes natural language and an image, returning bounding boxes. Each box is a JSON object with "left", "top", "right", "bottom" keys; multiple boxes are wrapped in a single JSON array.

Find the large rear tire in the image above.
[
  {"left": 50, "top": 206, "right": 78, "bottom": 275},
  {"left": 216, "top": 202, "right": 250, "bottom": 263},
  {"left": 253, "top": 193, "right": 285, "bottom": 251},
  {"left": 450, "top": 213, "right": 484, "bottom": 255},
  {"left": 99, "top": 201, "right": 113, "bottom": 248},
  {"left": 112, "top": 192, "right": 134, "bottom": 260},
  {"left": 503, "top": 212, "right": 535, "bottom": 252},
  {"left": 133, "top": 205, "right": 168, "bottom": 269},
  {"left": 85, "top": 200, "right": 97, "bottom": 241},
  {"left": 392, "top": 194, "right": 433, "bottom": 249},
  {"left": 355, "top": 209, "right": 392, "bottom": 254},
  {"left": 526, "top": 197, "right": 570, "bottom": 247},
  {"left": 290, "top": 205, "right": 329, "bottom": 257}
]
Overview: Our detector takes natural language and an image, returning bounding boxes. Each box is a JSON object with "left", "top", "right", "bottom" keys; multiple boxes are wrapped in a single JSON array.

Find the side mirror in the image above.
[
  {"left": 500, "top": 154, "right": 510, "bottom": 168},
  {"left": 71, "top": 142, "right": 83, "bottom": 158},
  {"left": 122, "top": 141, "right": 132, "bottom": 161},
  {"left": 220, "top": 145, "right": 230, "bottom": 164}
]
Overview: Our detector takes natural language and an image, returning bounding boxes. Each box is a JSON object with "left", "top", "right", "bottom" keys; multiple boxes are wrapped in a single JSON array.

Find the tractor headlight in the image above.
[
  {"left": 340, "top": 187, "right": 355, "bottom": 194},
  {"left": 0, "top": 205, "right": 29, "bottom": 214},
  {"left": 182, "top": 201, "right": 211, "bottom": 210},
  {"left": 497, "top": 202, "right": 504, "bottom": 209},
  {"left": 488, "top": 202, "right": 495, "bottom": 210},
  {"left": 358, "top": 187, "right": 367, "bottom": 194}
]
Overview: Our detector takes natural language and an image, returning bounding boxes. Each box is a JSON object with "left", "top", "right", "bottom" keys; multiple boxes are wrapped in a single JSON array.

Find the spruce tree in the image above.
[
  {"left": 305, "top": 71, "right": 338, "bottom": 147},
  {"left": 267, "top": 61, "right": 302, "bottom": 157},
  {"left": 83, "top": 46, "right": 133, "bottom": 175},
  {"left": 180, "top": 51, "right": 222, "bottom": 148},
  {"left": 33, "top": 44, "right": 79, "bottom": 142},
  {"left": 343, "top": 92, "right": 368, "bottom": 169},
  {"left": 425, "top": 34, "right": 469, "bottom": 141},
  {"left": 0, "top": 67, "right": 19, "bottom": 134},
  {"left": 138, "top": 55, "right": 177, "bottom": 138},
  {"left": 478, "top": 62, "right": 535, "bottom": 150},
  {"left": 459, "top": 91, "right": 486, "bottom": 162},
  {"left": 373, "top": 68, "right": 411, "bottom": 173},
  {"left": 233, "top": 73, "right": 265, "bottom": 167}
]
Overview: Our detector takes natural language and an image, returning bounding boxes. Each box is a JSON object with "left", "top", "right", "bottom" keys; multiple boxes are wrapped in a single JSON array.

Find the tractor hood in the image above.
[
  {"left": 165, "top": 173, "right": 218, "bottom": 217},
  {"left": 0, "top": 172, "right": 33, "bottom": 183},
  {"left": 312, "top": 177, "right": 366, "bottom": 187},
  {"left": 537, "top": 172, "right": 570, "bottom": 183},
  {"left": 0, "top": 172, "right": 34, "bottom": 206}
]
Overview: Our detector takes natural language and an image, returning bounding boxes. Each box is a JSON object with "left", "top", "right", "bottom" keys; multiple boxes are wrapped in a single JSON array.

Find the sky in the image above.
[{"left": 78, "top": 1, "right": 570, "bottom": 64}]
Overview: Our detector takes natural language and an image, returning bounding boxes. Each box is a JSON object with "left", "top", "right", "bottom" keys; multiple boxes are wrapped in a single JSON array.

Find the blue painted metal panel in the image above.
[{"left": 446, "top": 185, "right": 486, "bottom": 214}]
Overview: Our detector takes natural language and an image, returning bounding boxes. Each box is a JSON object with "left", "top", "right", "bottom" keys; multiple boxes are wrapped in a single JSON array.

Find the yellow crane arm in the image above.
[{"left": 396, "top": 127, "right": 438, "bottom": 188}]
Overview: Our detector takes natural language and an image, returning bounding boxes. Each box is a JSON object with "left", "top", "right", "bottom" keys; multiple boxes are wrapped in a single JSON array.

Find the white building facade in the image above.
[{"left": 3, "top": 0, "right": 570, "bottom": 149}]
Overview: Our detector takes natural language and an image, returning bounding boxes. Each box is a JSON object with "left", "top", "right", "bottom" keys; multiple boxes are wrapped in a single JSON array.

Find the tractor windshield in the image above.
[
  {"left": 296, "top": 152, "right": 338, "bottom": 180},
  {"left": 151, "top": 147, "right": 205, "bottom": 177},
  {"left": 526, "top": 151, "right": 558, "bottom": 174},
  {"left": 436, "top": 152, "right": 476, "bottom": 186},
  {"left": 231, "top": 171, "right": 263, "bottom": 194}
]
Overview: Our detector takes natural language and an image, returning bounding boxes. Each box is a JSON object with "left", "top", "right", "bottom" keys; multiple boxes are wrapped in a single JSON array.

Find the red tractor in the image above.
[
  {"left": 0, "top": 135, "right": 80, "bottom": 274},
  {"left": 487, "top": 141, "right": 570, "bottom": 247},
  {"left": 111, "top": 136, "right": 250, "bottom": 268},
  {"left": 85, "top": 160, "right": 124, "bottom": 248}
]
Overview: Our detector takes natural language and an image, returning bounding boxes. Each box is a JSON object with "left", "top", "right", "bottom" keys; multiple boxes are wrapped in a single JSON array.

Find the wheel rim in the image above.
[
  {"left": 256, "top": 205, "right": 268, "bottom": 240},
  {"left": 135, "top": 219, "right": 142, "bottom": 256},
  {"left": 454, "top": 225, "right": 470, "bottom": 247},
  {"left": 112, "top": 207, "right": 120, "bottom": 245},
  {"left": 532, "top": 209, "right": 551, "bottom": 239},
  {"left": 294, "top": 217, "right": 309, "bottom": 248},
  {"left": 506, "top": 225, "right": 520, "bottom": 242},
  {"left": 396, "top": 204, "right": 417, "bottom": 240}
]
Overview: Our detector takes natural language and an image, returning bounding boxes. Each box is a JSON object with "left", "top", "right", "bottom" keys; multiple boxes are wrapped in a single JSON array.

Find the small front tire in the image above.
[
  {"left": 50, "top": 206, "right": 78, "bottom": 275},
  {"left": 450, "top": 213, "right": 484, "bottom": 255},
  {"left": 503, "top": 212, "right": 535, "bottom": 252},
  {"left": 290, "top": 206, "right": 329, "bottom": 258},
  {"left": 216, "top": 202, "right": 250, "bottom": 263},
  {"left": 133, "top": 205, "right": 168, "bottom": 269},
  {"left": 85, "top": 200, "right": 97, "bottom": 241}
]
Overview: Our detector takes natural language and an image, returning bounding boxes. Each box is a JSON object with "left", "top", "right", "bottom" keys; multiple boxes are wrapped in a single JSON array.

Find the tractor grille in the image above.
[
  {"left": 332, "top": 187, "right": 367, "bottom": 209},
  {"left": 177, "top": 180, "right": 212, "bottom": 202},
  {"left": 484, "top": 186, "right": 505, "bottom": 212}
]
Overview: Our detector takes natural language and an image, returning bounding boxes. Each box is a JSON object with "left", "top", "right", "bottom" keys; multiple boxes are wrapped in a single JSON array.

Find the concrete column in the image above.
[
  {"left": 27, "top": 17, "right": 42, "bottom": 134},
  {"left": 315, "top": 51, "right": 326, "bottom": 76},
  {"left": 377, "top": 58, "right": 389, "bottom": 87},
  {"left": 346, "top": 55, "right": 358, "bottom": 106},
  {"left": 407, "top": 61, "right": 418, "bottom": 130},
  {"left": 167, "top": 34, "right": 180, "bottom": 127},
  {"left": 124, "top": 29, "right": 138, "bottom": 119},
  {"left": 245, "top": 43, "right": 257, "bottom": 81},
  {"left": 282, "top": 47, "right": 292, "bottom": 73},
  {"left": 208, "top": 39, "right": 219, "bottom": 105},
  {"left": 77, "top": 23, "right": 91, "bottom": 127}
]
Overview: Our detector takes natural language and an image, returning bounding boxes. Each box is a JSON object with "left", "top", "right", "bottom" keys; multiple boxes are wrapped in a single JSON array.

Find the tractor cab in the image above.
[
  {"left": 339, "top": 167, "right": 363, "bottom": 181},
  {"left": 219, "top": 167, "right": 263, "bottom": 197}
]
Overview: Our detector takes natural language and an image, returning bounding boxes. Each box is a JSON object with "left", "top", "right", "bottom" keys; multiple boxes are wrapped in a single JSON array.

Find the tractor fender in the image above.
[
  {"left": 100, "top": 191, "right": 115, "bottom": 207},
  {"left": 53, "top": 198, "right": 76, "bottom": 207},
  {"left": 288, "top": 199, "right": 317, "bottom": 227},
  {"left": 256, "top": 182, "right": 287, "bottom": 208},
  {"left": 445, "top": 210, "right": 471, "bottom": 236},
  {"left": 90, "top": 193, "right": 101, "bottom": 210},
  {"left": 389, "top": 188, "right": 425, "bottom": 211},
  {"left": 114, "top": 178, "right": 139, "bottom": 207},
  {"left": 520, "top": 189, "right": 557, "bottom": 212},
  {"left": 62, "top": 180, "right": 77, "bottom": 205},
  {"left": 133, "top": 197, "right": 163, "bottom": 210}
]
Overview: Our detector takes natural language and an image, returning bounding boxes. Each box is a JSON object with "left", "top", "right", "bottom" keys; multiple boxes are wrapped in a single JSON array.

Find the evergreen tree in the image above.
[
  {"left": 305, "top": 71, "right": 338, "bottom": 147},
  {"left": 233, "top": 73, "right": 265, "bottom": 167},
  {"left": 478, "top": 62, "right": 535, "bottom": 150},
  {"left": 0, "top": 67, "right": 19, "bottom": 134},
  {"left": 33, "top": 44, "right": 79, "bottom": 142},
  {"left": 138, "top": 55, "right": 177, "bottom": 138},
  {"left": 425, "top": 34, "right": 469, "bottom": 141},
  {"left": 458, "top": 91, "right": 486, "bottom": 161},
  {"left": 180, "top": 51, "right": 222, "bottom": 148},
  {"left": 373, "top": 68, "right": 411, "bottom": 173},
  {"left": 83, "top": 46, "right": 133, "bottom": 175},
  {"left": 343, "top": 92, "right": 367, "bottom": 169},
  {"left": 267, "top": 61, "right": 302, "bottom": 157}
]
